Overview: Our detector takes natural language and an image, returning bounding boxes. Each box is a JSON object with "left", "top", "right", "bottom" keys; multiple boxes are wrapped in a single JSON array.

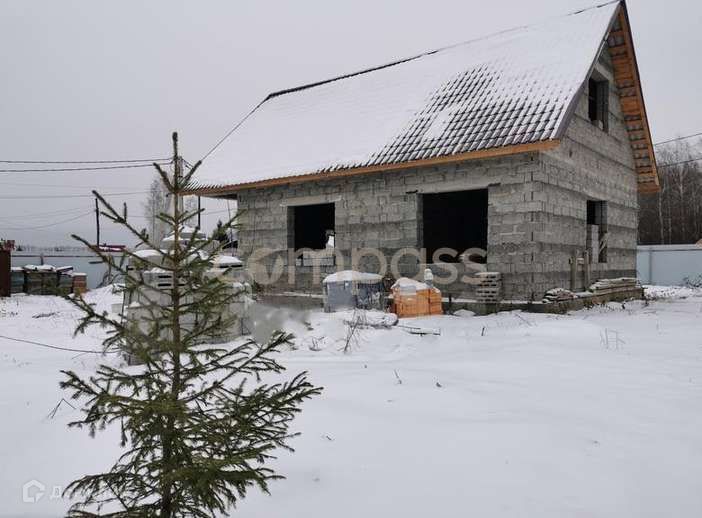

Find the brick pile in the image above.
[{"left": 475, "top": 272, "right": 502, "bottom": 303}]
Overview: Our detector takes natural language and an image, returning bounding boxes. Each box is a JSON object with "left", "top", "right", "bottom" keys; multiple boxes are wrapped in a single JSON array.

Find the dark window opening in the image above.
[
  {"left": 588, "top": 78, "right": 609, "bottom": 133},
  {"left": 422, "top": 189, "right": 488, "bottom": 264},
  {"left": 289, "top": 202, "right": 335, "bottom": 251},
  {"left": 586, "top": 200, "right": 608, "bottom": 263}
]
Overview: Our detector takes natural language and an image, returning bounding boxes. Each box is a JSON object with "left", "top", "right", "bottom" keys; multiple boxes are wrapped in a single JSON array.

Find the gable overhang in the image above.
[
  {"left": 607, "top": 2, "right": 660, "bottom": 193},
  {"left": 185, "top": 139, "right": 560, "bottom": 196}
]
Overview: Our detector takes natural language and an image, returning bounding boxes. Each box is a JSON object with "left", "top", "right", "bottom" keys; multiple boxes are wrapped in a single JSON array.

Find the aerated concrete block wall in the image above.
[
  {"left": 237, "top": 152, "right": 547, "bottom": 300},
  {"left": 535, "top": 47, "right": 638, "bottom": 295},
  {"left": 236, "top": 48, "right": 638, "bottom": 301}
]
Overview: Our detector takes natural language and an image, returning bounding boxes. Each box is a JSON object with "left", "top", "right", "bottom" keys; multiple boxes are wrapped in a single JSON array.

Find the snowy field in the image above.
[{"left": 1, "top": 286, "right": 702, "bottom": 517}]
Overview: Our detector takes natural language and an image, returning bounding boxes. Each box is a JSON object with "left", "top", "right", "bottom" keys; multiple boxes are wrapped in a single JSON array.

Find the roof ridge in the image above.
[
  {"left": 265, "top": 0, "right": 621, "bottom": 102},
  {"left": 265, "top": 52, "right": 431, "bottom": 101}
]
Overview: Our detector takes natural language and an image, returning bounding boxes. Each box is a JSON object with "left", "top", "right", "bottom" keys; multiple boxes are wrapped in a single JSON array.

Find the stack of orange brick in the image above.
[
  {"left": 390, "top": 278, "right": 442, "bottom": 318},
  {"left": 72, "top": 273, "right": 87, "bottom": 296}
]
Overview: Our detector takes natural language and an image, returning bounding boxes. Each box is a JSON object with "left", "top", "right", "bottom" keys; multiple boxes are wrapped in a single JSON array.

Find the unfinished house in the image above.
[{"left": 190, "top": 0, "right": 658, "bottom": 301}]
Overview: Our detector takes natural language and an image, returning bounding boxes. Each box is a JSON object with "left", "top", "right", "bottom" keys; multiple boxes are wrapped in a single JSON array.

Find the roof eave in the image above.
[{"left": 186, "top": 139, "right": 561, "bottom": 197}]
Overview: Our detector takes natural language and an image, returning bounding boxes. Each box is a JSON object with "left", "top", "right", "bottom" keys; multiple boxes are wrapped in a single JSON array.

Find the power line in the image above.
[
  {"left": 0, "top": 334, "right": 115, "bottom": 354},
  {"left": 0, "top": 190, "right": 149, "bottom": 200},
  {"left": 199, "top": 102, "right": 265, "bottom": 161},
  {"left": 6, "top": 206, "right": 87, "bottom": 217},
  {"left": 0, "top": 207, "right": 86, "bottom": 221},
  {"left": 0, "top": 179, "right": 145, "bottom": 189},
  {"left": 0, "top": 163, "right": 168, "bottom": 174},
  {"left": 0, "top": 180, "right": 101, "bottom": 189},
  {"left": 0, "top": 211, "right": 92, "bottom": 230},
  {"left": 0, "top": 158, "right": 170, "bottom": 164},
  {"left": 659, "top": 156, "right": 702, "bottom": 168},
  {"left": 654, "top": 132, "right": 702, "bottom": 147}
]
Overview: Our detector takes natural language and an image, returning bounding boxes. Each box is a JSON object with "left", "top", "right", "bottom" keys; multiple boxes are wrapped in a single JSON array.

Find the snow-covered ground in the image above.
[{"left": 1, "top": 287, "right": 702, "bottom": 517}]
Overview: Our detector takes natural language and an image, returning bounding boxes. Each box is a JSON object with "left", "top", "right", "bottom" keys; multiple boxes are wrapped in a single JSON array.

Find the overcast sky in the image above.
[{"left": 1, "top": 0, "right": 700, "bottom": 247}]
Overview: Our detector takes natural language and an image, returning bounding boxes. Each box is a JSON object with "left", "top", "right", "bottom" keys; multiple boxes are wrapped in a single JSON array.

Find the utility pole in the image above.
[
  {"left": 197, "top": 196, "right": 201, "bottom": 229},
  {"left": 176, "top": 158, "right": 184, "bottom": 213},
  {"left": 172, "top": 134, "right": 183, "bottom": 215},
  {"left": 95, "top": 196, "right": 101, "bottom": 248}
]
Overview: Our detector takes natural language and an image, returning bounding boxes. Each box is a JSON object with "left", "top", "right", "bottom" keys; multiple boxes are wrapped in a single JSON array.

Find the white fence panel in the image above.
[{"left": 637, "top": 245, "right": 702, "bottom": 286}]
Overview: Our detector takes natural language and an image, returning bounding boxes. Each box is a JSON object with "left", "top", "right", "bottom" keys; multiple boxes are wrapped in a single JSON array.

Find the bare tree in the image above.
[
  {"left": 639, "top": 138, "right": 702, "bottom": 245},
  {"left": 143, "top": 173, "right": 199, "bottom": 245},
  {"left": 143, "top": 175, "right": 170, "bottom": 244}
]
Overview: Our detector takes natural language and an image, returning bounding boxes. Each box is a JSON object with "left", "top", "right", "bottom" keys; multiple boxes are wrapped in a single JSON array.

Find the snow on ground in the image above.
[{"left": 1, "top": 286, "right": 702, "bottom": 517}]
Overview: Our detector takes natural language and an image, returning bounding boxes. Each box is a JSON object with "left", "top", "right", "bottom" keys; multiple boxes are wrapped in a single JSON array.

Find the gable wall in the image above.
[{"left": 535, "top": 45, "right": 639, "bottom": 293}]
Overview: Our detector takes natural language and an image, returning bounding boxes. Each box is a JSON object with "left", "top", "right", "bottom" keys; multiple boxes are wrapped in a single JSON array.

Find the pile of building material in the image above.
[
  {"left": 71, "top": 273, "right": 87, "bottom": 295},
  {"left": 475, "top": 272, "right": 502, "bottom": 303},
  {"left": 390, "top": 277, "right": 442, "bottom": 318},
  {"left": 13, "top": 265, "right": 83, "bottom": 296},
  {"left": 10, "top": 267, "right": 24, "bottom": 294},
  {"left": 588, "top": 277, "right": 639, "bottom": 295},
  {"left": 24, "top": 265, "right": 54, "bottom": 295},
  {"left": 543, "top": 287, "right": 577, "bottom": 303},
  {"left": 322, "top": 270, "right": 384, "bottom": 312},
  {"left": 123, "top": 226, "right": 252, "bottom": 349}
]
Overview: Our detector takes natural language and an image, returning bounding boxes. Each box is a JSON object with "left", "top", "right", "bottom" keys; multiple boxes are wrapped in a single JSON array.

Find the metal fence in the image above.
[{"left": 637, "top": 244, "right": 702, "bottom": 286}]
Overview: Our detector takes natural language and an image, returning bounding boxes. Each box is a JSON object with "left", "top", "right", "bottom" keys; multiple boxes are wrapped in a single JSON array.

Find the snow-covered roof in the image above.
[
  {"left": 391, "top": 277, "right": 432, "bottom": 292},
  {"left": 133, "top": 249, "right": 161, "bottom": 259},
  {"left": 323, "top": 270, "right": 383, "bottom": 284},
  {"left": 162, "top": 225, "right": 207, "bottom": 244},
  {"left": 23, "top": 264, "right": 55, "bottom": 272},
  {"left": 212, "top": 254, "right": 243, "bottom": 268},
  {"left": 193, "top": 1, "right": 622, "bottom": 191}
]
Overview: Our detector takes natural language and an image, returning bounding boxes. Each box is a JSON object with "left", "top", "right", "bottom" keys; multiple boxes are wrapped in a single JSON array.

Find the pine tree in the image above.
[{"left": 60, "top": 133, "right": 321, "bottom": 517}]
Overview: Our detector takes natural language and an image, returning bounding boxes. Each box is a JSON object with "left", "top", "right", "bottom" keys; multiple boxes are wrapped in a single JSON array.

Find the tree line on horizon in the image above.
[{"left": 639, "top": 139, "right": 702, "bottom": 245}]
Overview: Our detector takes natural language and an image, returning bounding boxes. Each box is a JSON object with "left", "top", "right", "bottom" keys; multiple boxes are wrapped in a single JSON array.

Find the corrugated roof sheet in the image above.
[{"left": 194, "top": 1, "right": 620, "bottom": 189}]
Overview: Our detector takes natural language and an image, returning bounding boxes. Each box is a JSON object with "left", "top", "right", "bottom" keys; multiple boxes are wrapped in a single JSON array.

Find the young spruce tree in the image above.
[{"left": 61, "top": 133, "right": 321, "bottom": 517}]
